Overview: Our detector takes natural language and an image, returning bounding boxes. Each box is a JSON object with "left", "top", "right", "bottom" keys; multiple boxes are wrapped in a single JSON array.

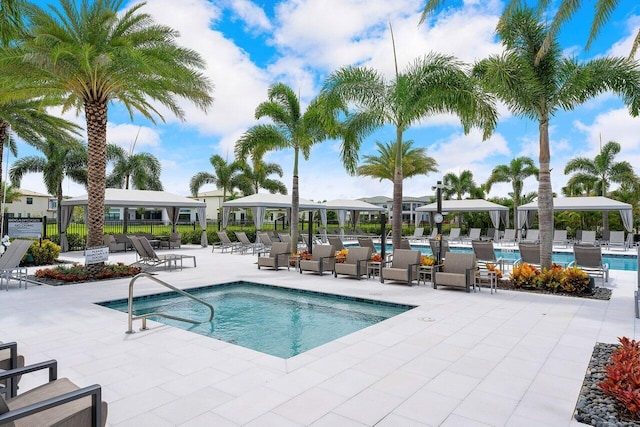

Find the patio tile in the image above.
[
  {"left": 452, "top": 389, "right": 519, "bottom": 425},
  {"left": 423, "top": 371, "right": 481, "bottom": 399},
  {"left": 375, "top": 413, "right": 431, "bottom": 426},
  {"left": 441, "top": 413, "right": 493, "bottom": 427},
  {"left": 152, "top": 386, "right": 235, "bottom": 424},
  {"left": 332, "top": 388, "right": 404, "bottom": 425},
  {"left": 272, "top": 387, "right": 347, "bottom": 425},
  {"left": 177, "top": 411, "right": 239, "bottom": 427},
  {"left": 310, "top": 412, "right": 368, "bottom": 426},
  {"left": 394, "top": 389, "right": 462, "bottom": 426},
  {"left": 113, "top": 411, "right": 175, "bottom": 427},
  {"left": 107, "top": 387, "right": 176, "bottom": 425},
  {"left": 476, "top": 370, "right": 532, "bottom": 400},
  {"left": 244, "top": 411, "right": 304, "bottom": 427},
  {"left": 317, "top": 367, "right": 380, "bottom": 397},
  {"left": 213, "top": 386, "right": 291, "bottom": 425},
  {"left": 371, "top": 369, "right": 431, "bottom": 398}
]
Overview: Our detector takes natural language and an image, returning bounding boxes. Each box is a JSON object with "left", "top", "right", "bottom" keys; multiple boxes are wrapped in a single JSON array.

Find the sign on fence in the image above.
[
  {"left": 7, "top": 218, "right": 43, "bottom": 238},
  {"left": 85, "top": 246, "right": 109, "bottom": 265}
]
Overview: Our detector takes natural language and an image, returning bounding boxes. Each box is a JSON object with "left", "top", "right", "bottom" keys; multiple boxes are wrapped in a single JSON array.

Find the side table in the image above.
[
  {"left": 418, "top": 265, "right": 435, "bottom": 286},
  {"left": 367, "top": 261, "right": 381, "bottom": 279}
]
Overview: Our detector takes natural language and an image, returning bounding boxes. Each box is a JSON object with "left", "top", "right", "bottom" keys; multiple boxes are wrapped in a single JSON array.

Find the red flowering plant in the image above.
[
  {"left": 599, "top": 337, "right": 640, "bottom": 421},
  {"left": 370, "top": 253, "right": 383, "bottom": 263},
  {"left": 35, "top": 262, "right": 142, "bottom": 283}
]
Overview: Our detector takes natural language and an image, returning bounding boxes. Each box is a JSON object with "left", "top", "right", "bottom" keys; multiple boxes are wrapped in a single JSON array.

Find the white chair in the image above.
[
  {"left": 580, "top": 230, "right": 597, "bottom": 246},
  {"left": 552, "top": 230, "right": 568, "bottom": 248},
  {"left": 501, "top": 229, "right": 517, "bottom": 246},
  {"left": 607, "top": 231, "right": 626, "bottom": 251}
]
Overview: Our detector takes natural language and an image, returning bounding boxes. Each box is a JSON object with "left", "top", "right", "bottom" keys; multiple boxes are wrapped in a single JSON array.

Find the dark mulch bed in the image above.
[
  {"left": 575, "top": 343, "right": 640, "bottom": 426},
  {"left": 26, "top": 273, "right": 141, "bottom": 286},
  {"left": 495, "top": 280, "right": 611, "bottom": 300}
]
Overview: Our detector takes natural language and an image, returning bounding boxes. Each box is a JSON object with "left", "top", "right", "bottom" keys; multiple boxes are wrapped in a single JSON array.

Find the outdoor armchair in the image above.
[
  {"left": 257, "top": 242, "right": 291, "bottom": 271},
  {"left": 570, "top": 245, "right": 609, "bottom": 284},
  {"left": 161, "top": 232, "right": 182, "bottom": 249},
  {"left": 0, "top": 359, "right": 107, "bottom": 427},
  {"left": 299, "top": 244, "right": 335, "bottom": 276},
  {"left": 433, "top": 252, "right": 477, "bottom": 292},
  {"left": 0, "top": 342, "right": 24, "bottom": 398},
  {"left": 380, "top": 249, "right": 421, "bottom": 286},
  {"left": 103, "top": 235, "right": 126, "bottom": 253},
  {"left": 334, "top": 247, "right": 372, "bottom": 280}
]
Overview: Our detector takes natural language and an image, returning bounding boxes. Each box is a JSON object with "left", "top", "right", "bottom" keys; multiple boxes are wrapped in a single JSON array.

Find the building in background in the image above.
[
  {"left": 3, "top": 189, "right": 57, "bottom": 219},
  {"left": 359, "top": 195, "right": 434, "bottom": 225}
]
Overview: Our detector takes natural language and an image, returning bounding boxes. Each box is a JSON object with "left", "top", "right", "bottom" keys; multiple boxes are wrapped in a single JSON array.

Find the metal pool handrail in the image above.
[{"left": 126, "top": 273, "right": 214, "bottom": 334}]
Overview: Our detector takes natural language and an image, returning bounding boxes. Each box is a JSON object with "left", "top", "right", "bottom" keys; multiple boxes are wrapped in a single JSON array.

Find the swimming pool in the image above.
[
  {"left": 365, "top": 244, "right": 638, "bottom": 271},
  {"left": 99, "top": 282, "right": 414, "bottom": 359}
]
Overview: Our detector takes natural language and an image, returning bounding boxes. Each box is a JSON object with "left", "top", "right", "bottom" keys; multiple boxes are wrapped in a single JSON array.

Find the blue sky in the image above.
[{"left": 15, "top": 0, "right": 640, "bottom": 202}]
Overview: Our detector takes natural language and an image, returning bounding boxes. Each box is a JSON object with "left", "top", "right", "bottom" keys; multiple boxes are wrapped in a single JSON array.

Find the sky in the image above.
[{"left": 13, "top": 0, "right": 640, "bottom": 202}]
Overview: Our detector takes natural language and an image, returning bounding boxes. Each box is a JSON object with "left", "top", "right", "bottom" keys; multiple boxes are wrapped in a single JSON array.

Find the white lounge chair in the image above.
[
  {"left": 521, "top": 229, "right": 539, "bottom": 243},
  {"left": 552, "top": 230, "right": 569, "bottom": 248},
  {"left": 447, "top": 227, "right": 461, "bottom": 243},
  {"left": 0, "top": 240, "right": 32, "bottom": 291},
  {"left": 580, "top": 230, "right": 598, "bottom": 246},
  {"left": 501, "top": 229, "right": 517, "bottom": 246},
  {"left": 607, "top": 231, "right": 626, "bottom": 251}
]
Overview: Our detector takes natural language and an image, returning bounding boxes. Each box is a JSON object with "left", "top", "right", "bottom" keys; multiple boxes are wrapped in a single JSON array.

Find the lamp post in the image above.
[{"left": 432, "top": 180, "right": 444, "bottom": 265}]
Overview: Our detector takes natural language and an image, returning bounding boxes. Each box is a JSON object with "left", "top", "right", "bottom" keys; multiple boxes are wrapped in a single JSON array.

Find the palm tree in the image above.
[
  {"left": 357, "top": 140, "right": 438, "bottom": 182},
  {"left": 190, "top": 154, "right": 247, "bottom": 203},
  {"left": 472, "top": 7, "right": 640, "bottom": 269},
  {"left": 321, "top": 43, "right": 496, "bottom": 248},
  {"left": 106, "top": 145, "right": 163, "bottom": 191},
  {"left": 3, "top": 0, "right": 213, "bottom": 251},
  {"left": 9, "top": 139, "right": 87, "bottom": 231},
  {"left": 420, "top": 1, "right": 640, "bottom": 60},
  {"left": 0, "top": 182, "right": 21, "bottom": 204},
  {"left": 564, "top": 140, "right": 636, "bottom": 232},
  {"left": 443, "top": 170, "right": 476, "bottom": 200},
  {"left": 237, "top": 156, "right": 287, "bottom": 196},
  {"left": 0, "top": 0, "right": 26, "bottom": 46},
  {"left": 485, "top": 157, "right": 539, "bottom": 232},
  {"left": 562, "top": 175, "right": 599, "bottom": 197},
  {"left": 236, "top": 83, "right": 334, "bottom": 247}
]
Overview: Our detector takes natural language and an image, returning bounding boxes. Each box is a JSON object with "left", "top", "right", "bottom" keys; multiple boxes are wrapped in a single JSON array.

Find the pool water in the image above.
[
  {"left": 100, "top": 282, "right": 414, "bottom": 359},
  {"left": 370, "top": 244, "right": 638, "bottom": 271}
]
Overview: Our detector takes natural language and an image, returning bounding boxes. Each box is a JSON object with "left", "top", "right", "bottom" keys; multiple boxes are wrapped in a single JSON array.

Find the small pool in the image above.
[
  {"left": 99, "top": 282, "right": 414, "bottom": 359},
  {"left": 366, "top": 244, "right": 638, "bottom": 271}
]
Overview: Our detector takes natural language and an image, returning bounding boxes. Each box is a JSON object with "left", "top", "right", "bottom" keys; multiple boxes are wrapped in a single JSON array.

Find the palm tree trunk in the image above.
[
  {"left": 56, "top": 180, "right": 63, "bottom": 233},
  {"left": 123, "top": 175, "right": 130, "bottom": 233},
  {"left": 291, "top": 148, "right": 300, "bottom": 251},
  {"left": 513, "top": 201, "right": 518, "bottom": 238},
  {"left": 538, "top": 116, "right": 553, "bottom": 269},
  {"left": 84, "top": 100, "right": 107, "bottom": 271},
  {"left": 392, "top": 128, "right": 403, "bottom": 248},
  {"left": 0, "top": 121, "right": 7, "bottom": 186}
]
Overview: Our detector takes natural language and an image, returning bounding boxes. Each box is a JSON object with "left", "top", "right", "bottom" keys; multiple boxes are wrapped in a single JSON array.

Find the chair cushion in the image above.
[
  {"left": 436, "top": 272, "right": 467, "bottom": 288},
  {"left": 382, "top": 267, "right": 417, "bottom": 282},
  {"left": 334, "top": 263, "right": 359, "bottom": 276}
]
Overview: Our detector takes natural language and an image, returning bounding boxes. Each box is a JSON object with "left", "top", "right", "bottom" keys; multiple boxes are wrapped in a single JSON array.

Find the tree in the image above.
[
  {"left": 236, "top": 83, "right": 334, "bottom": 247},
  {"left": 562, "top": 175, "right": 599, "bottom": 197},
  {"left": 237, "top": 155, "right": 287, "bottom": 196},
  {"left": 443, "top": 170, "right": 475, "bottom": 200},
  {"left": 106, "top": 145, "right": 163, "bottom": 191},
  {"left": 9, "top": 139, "right": 87, "bottom": 231},
  {"left": 322, "top": 45, "right": 496, "bottom": 248},
  {"left": 485, "top": 156, "right": 539, "bottom": 232},
  {"left": 564, "top": 140, "right": 636, "bottom": 232},
  {"left": 3, "top": 0, "right": 213, "bottom": 253},
  {"left": 357, "top": 140, "right": 438, "bottom": 182},
  {"left": 420, "top": 1, "right": 640, "bottom": 60},
  {"left": 190, "top": 155, "right": 247, "bottom": 202},
  {"left": 0, "top": 182, "right": 21, "bottom": 204},
  {"left": 472, "top": 7, "right": 640, "bottom": 268}
]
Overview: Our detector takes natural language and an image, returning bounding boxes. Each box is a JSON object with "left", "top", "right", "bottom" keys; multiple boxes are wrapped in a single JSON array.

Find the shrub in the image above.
[
  {"left": 335, "top": 249, "right": 348, "bottom": 263},
  {"left": 537, "top": 264, "right": 564, "bottom": 292},
  {"left": 50, "top": 233, "right": 85, "bottom": 250},
  {"left": 510, "top": 263, "right": 540, "bottom": 289},
  {"left": 35, "top": 262, "right": 142, "bottom": 283},
  {"left": 599, "top": 337, "right": 640, "bottom": 421},
  {"left": 25, "top": 240, "right": 61, "bottom": 266},
  {"left": 560, "top": 266, "right": 591, "bottom": 294}
]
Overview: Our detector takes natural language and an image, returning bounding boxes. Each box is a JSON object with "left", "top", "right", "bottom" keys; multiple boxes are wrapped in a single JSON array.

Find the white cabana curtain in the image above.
[
  {"left": 165, "top": 207, "right": 180, "bottom": 232},
  {"left": 320, "top": 209, "right": 327, "bottom": 228},
  {"left": 489, "top": 210, "right": 501, "bottom": 229},
  {"left": 351, "top": 210, "right": 360, "bottom": 228},
  {"left": 197, "top": 207, "right": 208, "bottom": 247},
  {"left": 222, "top": 206, "right": 231, "bottom": 229},
  {"left": 251, "top": 207, "right": 266, "bottom": 230},
  {"left": 337, "top": 209, "right": 347, "bottom": 237},
  {"left": 621, "top": 209, "right": 633, "bottom": 232},
  {"left": 59, "top": 205, "right": 74, "bottom": 252}
]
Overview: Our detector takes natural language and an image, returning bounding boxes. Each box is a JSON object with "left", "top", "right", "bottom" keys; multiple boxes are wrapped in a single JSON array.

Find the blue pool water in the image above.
[
  {"left": 365, "top": 244, "right": 638, "bottom": 271},
  {"left": 99, "top": 282, "right": 414, "bottom": 359}
]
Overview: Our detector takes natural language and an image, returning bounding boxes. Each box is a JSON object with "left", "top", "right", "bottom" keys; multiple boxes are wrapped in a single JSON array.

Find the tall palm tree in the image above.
[
  {"left": 357, "top": 140, "right": 438, "bottom": 182},
  {"left": 237, "top": 156, "right": 287, "bottom": 196},
  {"left": 0, "top": 182, "right": 21, "bottom": 204},
  {"left": 564, "top": 140, "right": 636, "bottom": 232},
  {"left": 443, "top": 170, "right": 476, "bottom": 200},
  {"left": 0, "top": 0, "right": 26, "bottom": 46},
  {"left": 236, "top": 83, "right": 334, "bottom": 246},
  {"left": 562, "top": 175, "right": 599, "bottom": 197},
  {"left": 420, "top": 1, "right": 640, "bottom": 60},
  {"left": 472, "top": 7, "right": 640, "bottom": 269},
  {"left": 9, "top": 139, "right": 87, "bottom": 231},
  {"left": 190, "top": 154, "right": 247, "bottom": 203},
  {"left": 2, "top": 0, "right": 213, "bottom": 252},
  {"left": 322, "top": 44, "right": 496, "bottom": 248},
  {"left": 485, "top": 157, "right": 539, "bottom": 231},
  {"left": 106, "top": 145, "right": 163, "bottom": 191}
]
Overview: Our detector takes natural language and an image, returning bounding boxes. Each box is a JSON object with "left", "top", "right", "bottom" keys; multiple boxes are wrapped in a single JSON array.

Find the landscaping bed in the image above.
[
  {"left": 30, "top": 263, "right": 142, "bottom": 286},
  {"left": 496, "top": 280, "right": 612, "bottom": 300}
]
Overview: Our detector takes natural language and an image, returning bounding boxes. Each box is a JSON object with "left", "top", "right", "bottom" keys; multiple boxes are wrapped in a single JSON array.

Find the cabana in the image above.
[
  {"left": 325, "top": 199, "right": 388, "bottom": 237},
  {"left": 221, "top": 193, "right": 327, "bottom": 231},
  {"left": 415, "top": 199, "right": 510, "bottom": 229},
  {"left": 517, "top": 196, "right": 633, "bottom": 232},
  {"left": 60, "top": 189, "right": 207, "bottom": 252}
]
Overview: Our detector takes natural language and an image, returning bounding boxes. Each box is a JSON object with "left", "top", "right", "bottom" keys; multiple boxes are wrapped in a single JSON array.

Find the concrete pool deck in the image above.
[{"left": 2, "top": 244, "right": 639, "bottom": 426}]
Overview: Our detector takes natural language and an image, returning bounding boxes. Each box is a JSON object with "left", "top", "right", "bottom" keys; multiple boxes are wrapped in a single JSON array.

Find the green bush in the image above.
[
  {"left": 25, "top": 240, "right": 61, "bottom": 265},
  {"left": 49, "top": 233, "right": 86, "bottom": 250}
]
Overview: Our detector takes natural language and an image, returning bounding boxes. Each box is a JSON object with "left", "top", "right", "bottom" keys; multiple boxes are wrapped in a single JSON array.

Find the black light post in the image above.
[
  {"left": 380, "top": 213, "right": 387, "bottom": 260},
  {"left": 433, "top": 180, "right": 444, "bottom": 265}
]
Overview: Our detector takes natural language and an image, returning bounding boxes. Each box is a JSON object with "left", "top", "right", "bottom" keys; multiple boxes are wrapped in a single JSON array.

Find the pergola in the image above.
[
  {"left": 221, "top": 193, "right": 327, "bottom": 230},
  {"left": 325, "top": 199, "right": 388, "bottom": 236},
  {"left": 517, "top": 196, "right": 634, "bottom": 231},
  {"left": 415, "top": 199, "right": 510, "bottom": 229},
  {"left": 60, "top": 189, "right": 207, "bottom": 252}
]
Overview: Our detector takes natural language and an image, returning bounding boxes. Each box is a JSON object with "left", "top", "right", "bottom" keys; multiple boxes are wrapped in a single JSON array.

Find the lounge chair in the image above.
[
  {"left": 466, "top": 228, "right": 481, "bottom": 242},
  {"left": 334, "top": 247, "right": 372, "bottom": 280},
  {"left": 521, "top": 229, "right": 539, "bottom": 243},
  {"left": 299, "top": 244, "right": 335, "bottom": 276},
  {"left": 0, "top": 359, "right": 108, "bottom": 427},
  {"left": 409, "top": 227, "right": 424, "bottom": 242},
  {"left": 447, "top": 227, "right": 461, "bottom": 243},
  {"left": 160, "top": 232, "right": 182, "bottom": 249},
  {"left": 131, "top": 236, "right": 196, "bottom": 270},
  {"left": 552, "top": 230, "right": 569, "bottom": 248},
  {"left": 429, "top": 238, "right": 449, "bottom": 261},
  {"left": 481, "top": 228, "right": 495, "bottom": 241},
  {"left": 357, "top": 237, "right": 377, "bottom": 254},
  {"left": 0, "top": 240, "right": 32, "bottom": 291},
  {"left": 235, "top": 231, "right": 263, "bottom": 255},
  {"left": 607, "top": 231, "right": 626, "bottom": 251},
  {"left": 433, "top": 252, "right": 477, "bottom": 292},
  {"left": 427, "top": 228, "right": 437, "bottom": 239},
  {"left": 103, "top": 235, "right": 126, "bottom": 252},
  {"left": 397, "top": 239, "right": 412, "bottom": 250},
  {"left": 571, "top": 245, "right": 609, "bottom": 284},
  {"left": 213, "top": 231, "right": 241, "bottom": 253},
  {"left": 515, "top": 243, "right": 542, "bottom": 268},
  {"left": 0, "top": 342, "right": 24, "bottom": 398},
  {"left": 257, "top": 232, "right": 274, "bottom": 251},
  {"left": 328, "top": 236, "right": 345, "bottom": 251},
  {"left": 472, "top": 240, "right": 504, "bottom": 271},
  {"left": 257, "top": 242, "right": 290, "bottom": 271},
  {"left": 500, "top": 229, "right": 517, "bottom": 246},
  {"left": 580, "top": 230, "right": 598, "bottom": 246},
  {"left": 380, "top": 249, "right": 421, "bottom": 285},
  {"left": 267, "top": 231, "right": 281, "bottom": 243}
]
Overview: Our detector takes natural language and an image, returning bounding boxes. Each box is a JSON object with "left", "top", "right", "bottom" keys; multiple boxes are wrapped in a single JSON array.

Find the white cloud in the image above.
[
  {"left": 606, "top": 15, "right": 640, "bottom": 59},
  {"left": 225, "top": 0, "right": 272, "bottom": 32},
  {"left": 574, "top": 108, "right": 640, "bottom": 155},
  {"left": 106, "top": 124, "right": 161, "bottom": 149}
]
